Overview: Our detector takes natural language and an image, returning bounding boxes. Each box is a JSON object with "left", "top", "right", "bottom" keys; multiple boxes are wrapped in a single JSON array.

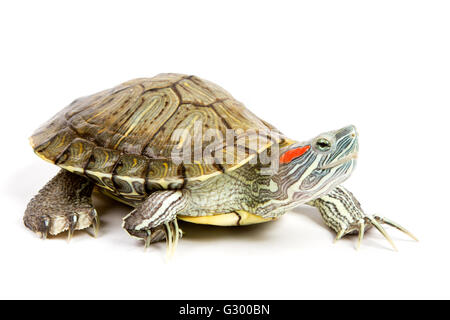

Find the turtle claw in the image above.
[
  {"left": 89, "top": 209, "right": 100, "bottom": 238},
  {"left": 332, "top": 214, "right": 400, "bottom": 251},
  {"left": 161, "top": 219, "right": 181, "bottom": 259},
  {"left": 39, "top": 215, "right": 50, "bottom": 240},
  {"left": 356, "top": 219, "right": 365, "bottom": 250},
  {"left": 367, "top": 215, "right": 398, "bottom": 251},
  {"left": 311, "top": 186, "right": 416, "bottom": 251},
  {"left": 24, "top": 170, "right": 98, "bottom": 240},
  {"left": 345, "top": 214, "right": 419, "bottom": 251},
  {"left": 173, "top": 219, "right": 180, "bottom": 253},
  {"left": 163, "top": 222, "right": 174, "bottom": 259},
  {"left": 334, "top": 229, "right": 345, "bottom": 243},
  {"left": 125, "top": 218, "right": 182, "bottom": 255},
  {"left": 374, "top": 215, "right": 418, "bottom": 242},
  {"left": 27, "top": 208, "right": 99, "bottom": 241},
  {"left": 144, "top": 230, "right": 152, "bottom": 250},
  {"left": 337, "top": 214, "right": 416, "bottom": 251},
  {"left": 67, "top": 213, "right": 78, "bottom": 242}
]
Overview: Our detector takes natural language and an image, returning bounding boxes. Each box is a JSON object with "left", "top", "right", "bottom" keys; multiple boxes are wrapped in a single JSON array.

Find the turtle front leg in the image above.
[
  {"left": 307, "top": 186, "right": 418, "bottom": 250},
  {"left": 122, "top": 190, "right": 188, "bottom": 256},
  {"left": 24, "top": 170, "right": 99, "bottom": 240}
]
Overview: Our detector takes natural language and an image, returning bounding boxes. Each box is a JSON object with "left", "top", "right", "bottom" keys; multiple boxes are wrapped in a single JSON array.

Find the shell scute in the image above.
[
  {"left": 33, "top": 127, "right": 77, "bottom": 163},
  {"left": 85, "top": 147, "right": 121, "bottom": 191},
  {"left": 144, "top": 159, "right": 184, "bottom": 192},
  {"left": 175, "top": 77, "right": 219, "bottom": 105},
  {"left": 30, "top": 73, "right": 284, "bottom": 191},
  {"left": 114, "top": 154, "right": 149, "bottom": 178},
  {"left": 56, "top": 138, "right": 96, "bottom": 173}
]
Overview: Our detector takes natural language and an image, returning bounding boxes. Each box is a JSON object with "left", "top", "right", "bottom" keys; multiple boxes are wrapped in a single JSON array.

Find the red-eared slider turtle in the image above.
[{"left": 24, "top": 73, "right": 416, "bottom": 254}]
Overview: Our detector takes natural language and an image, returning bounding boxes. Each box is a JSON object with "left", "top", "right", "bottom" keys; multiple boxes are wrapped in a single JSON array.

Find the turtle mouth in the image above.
[{"left": 319, "top": 152, "right": 358, "bottom": 170}]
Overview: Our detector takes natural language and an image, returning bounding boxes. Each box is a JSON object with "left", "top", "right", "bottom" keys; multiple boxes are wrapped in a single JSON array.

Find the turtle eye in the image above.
[{"left": 315, "top": 138, "right": 331, "bottom": 152}]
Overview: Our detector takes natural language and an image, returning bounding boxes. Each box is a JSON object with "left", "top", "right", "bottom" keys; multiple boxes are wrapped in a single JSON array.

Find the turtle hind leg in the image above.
[{"left": 24, "top": 169, "right": 99, "bottom": 240}]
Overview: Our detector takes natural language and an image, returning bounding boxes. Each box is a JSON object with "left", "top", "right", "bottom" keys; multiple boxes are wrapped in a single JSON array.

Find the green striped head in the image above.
[{"left": 277, "top": 125, "right": 359, "bottom": 204}]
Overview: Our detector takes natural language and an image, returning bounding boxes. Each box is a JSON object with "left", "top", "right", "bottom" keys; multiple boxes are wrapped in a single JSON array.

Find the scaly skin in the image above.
[
  {"left": 24, "top": 170, "right": 99, "bottom": 239},
  {"left": 308, "top": 186, "right": 418, "bottom": 250},
  {"left": 23, "top": 74, "right": 417, "bottom": 253},
  {"left": 121, "top": 125, "right": 359, "bottom": 252},
  {"left": 23, "top": 169, "right": 417, "bottom": 253}
]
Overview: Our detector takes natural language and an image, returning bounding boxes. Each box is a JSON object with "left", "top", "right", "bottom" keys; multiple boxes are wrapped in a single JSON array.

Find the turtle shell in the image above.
[{"left": 30, "top": 73, "right": 284, "bottom": 198}]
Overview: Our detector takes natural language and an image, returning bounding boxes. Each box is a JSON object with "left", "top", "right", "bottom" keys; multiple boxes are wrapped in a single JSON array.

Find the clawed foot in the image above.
[
  {"left": 124, "top": 216, "right": 183, "bottom": 257},
  {"left": 145, "top": 220, "right": 184, "bottom": 257},
  {"left": 23, "top": 170, "right": 99, "bottom": 241},
  {"left": 334, "top": 214, "right": 418, "bottom": 251},
  {"left": 309, "top": 186, "right": 418, "bottom": 251},
  {"left": 122, "top": 190, "right": 187, "bottom": 257},
  {"left": 24, "top": 206, "right": 100, "bottom": 241}
]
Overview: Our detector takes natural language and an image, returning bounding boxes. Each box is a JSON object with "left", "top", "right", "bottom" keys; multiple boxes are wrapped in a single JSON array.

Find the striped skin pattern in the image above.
[
  {"left": 25, "top": 74, "right": 416, "bottom": 252},
  {"left": 117, "top": 125, "right": 360, "bottom": 252},
  {"left": 174, "top": 126, "right": 357, "bottom": 219},
  {"left": 308, "top": 186, "right": 365, "bottom": 235},
  {"left": 119, "top": 126, "right": 359, "bottom": 251},
  {"left": 118, "top": 126, "right": 356, "bottom": 220},
  {"left": 30, "top": 73, "right": 283, "bottom": 205},
  {"left": 123, "top": 190, "right": 186, "bottom": 251},
  {"left": 254, "top": 126, "right": 358, "bottom": 217},
  {"left": 308, "top": 186, "right": 418, "bottom": 250}
]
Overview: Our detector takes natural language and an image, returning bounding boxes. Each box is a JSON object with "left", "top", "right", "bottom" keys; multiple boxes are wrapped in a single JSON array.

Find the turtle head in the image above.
[{"left": 277, "top": 125, "right": 358, "bottom": 203}]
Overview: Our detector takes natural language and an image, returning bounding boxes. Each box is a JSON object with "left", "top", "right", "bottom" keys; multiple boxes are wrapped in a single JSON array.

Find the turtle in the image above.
[{"left": 24, "top": 73, "right": 417, "bottom": 254}]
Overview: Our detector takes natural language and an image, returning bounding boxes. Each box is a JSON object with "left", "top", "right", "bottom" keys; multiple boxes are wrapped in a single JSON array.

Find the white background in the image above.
[{"left": 1, "top": 1, "right": 449, "bottom": 299}]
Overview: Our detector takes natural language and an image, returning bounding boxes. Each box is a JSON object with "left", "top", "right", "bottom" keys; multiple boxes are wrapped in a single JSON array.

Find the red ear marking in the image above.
[{"left": 280, "top": 145, "right": 310, "bottom": 164}]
